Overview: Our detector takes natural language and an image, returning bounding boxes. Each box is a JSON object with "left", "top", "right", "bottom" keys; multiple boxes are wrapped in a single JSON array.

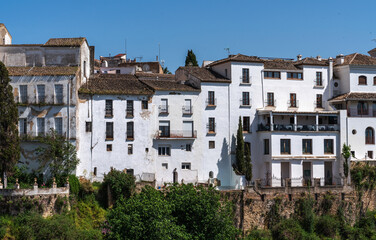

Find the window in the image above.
[
  {"left": 351, "top": 151, "right": 355, "bottom": 158},
  {"left": 37, "top": 85, "right": 45, "bottom": 103},
  {"left": 324, "top": 139, "right": 334, "bottom": 154},
  {"left": 116, "top": 69, "right": 120, "bottom": 74},
  {"left": 243, "top": 116, "right": 250, "bottom": 132},
  {"left": 245, "top": 142, "right": 251, "bottom": 155},
  {"left": 368, "top": 151, "right": 373, "bottom": 159},
  {"left": 267, "top": 92, "right": 274, "bottom": 106},
  {"left": 19, "top": 118, "right": 27, "bottom": 135},
  {"left": 107, "top": 144, "right": 112, "bottom": 151},
  {"left": 128, "top": 144, "right": 133, "bottom": 154},
  {"left": 55, "top": 117, "right": 63, "bottom": 135},
  {"left": 85, "top": 122, "right": 92, "bottom": 132},
  {"left": 186, "top": 144, "right": 192, "bottom": 151},
  {"left": 84, "top": 60, "right": 87, "bottom": 76},
  {"left": 159, "top": 121, "right": 170, "bottom": 137},
  {"left": 160, "top": 99, "right": 168, "bottom": 114},
  {"left": 302, "top": 139, "right": 312, "bottom": 154},
  {"left": 209, "top": 141, "right": 215, "bottom": 149},
  {"left": 93, "top": 167, "right": 97, "bottom": 176},
  {"left": 316, "top": 94, "right": 323, "bottom": 108},
  {"left": 106, "top": 122, "right": 114, "bottom": 140},
  {"left": 289, "top": 93, "right": 297, "bottom": 107},
  {"left": 264, "top": 139, "right": 270, "bottom": 155},
  {"left": 208, "top": 118, "right": 215, "bottom": 133},
  {"left": 359, "top": 75, "right": 367, "bottom": 85},
  {"left": 105, "top": 100, "right": 113, "bottom": 117},
  {"left": 242, "top": 68, "right": 250, "bottom": 83},
  {"left": 158, "top": 146, "right": 171, "bottom": 156},
  {"left": 366, "top": 127, "right": 375, "bottom": 144},
  {"left": 162, "top": 163, "right": 168, "bottom": 169},
  {"left": 287, "top": 72, "right": 303, "bottom": 80},
  {"left": 55, "top": 84, "right": 63, "bottom": 104},
  {"left": 316, "top": 72, "right": 322, "bottom": 86},
  {"left": 126, "top": 122, "right": 134, "bottom": 140},
  {"left": 145, "top": 148, "right": 149, "bottom": 152},
  {"left": 357, "top": 101, "right": 368, "bottom": 115},
  {"left": 242, "top": 92, "right": 250, "bottom": 106},
  {"left": 126, "top": 100, "right": 134, "bottom": 117},
  {"left": 207, "top": 91, "right": 216, "bottom": 106},
  {"left": 182, "top": 163, "right": 191, "bottom": 170},
  {"left": 37, "top": 118, "right": 45, "bottom": 136},
  {"left": 374, "top": 77, "right": 376, "bottom": 85},
  {"left": 19, "top": 85, "right": 27, "bottom": 103},
  {"left": 280, "top": 139, "right": 291, "bottom": 154},
  {"left": 264, "top": 71, "right": 281, "bottom": 79},
  {"left": 142, "top": 100, "right": 148, "bottom": 110}
]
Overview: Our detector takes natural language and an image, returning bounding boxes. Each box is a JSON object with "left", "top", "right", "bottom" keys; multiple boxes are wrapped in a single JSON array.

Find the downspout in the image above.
[
  {"left": 67, "top": 77, "right": 72, "bottom": 139},
  {"left": 261, "top": 70, "right": 265, "bottom": 108},
  {"left": 228, "top": 82, "right": 231, "bottom": 186},
  {"left": 90, "top": 94, "right": 94, "bottom": 182}
]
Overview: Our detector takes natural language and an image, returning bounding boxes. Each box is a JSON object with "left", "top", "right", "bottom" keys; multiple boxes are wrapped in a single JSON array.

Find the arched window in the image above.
[
  {"left": 374, "top": 77, "right": 376, "bottom": 85},
  {"left": 366, "top": 127, "right": 374, "bottom": 144},
  {"left": 359, "top": 75, "right": 367, "bottom": 85}
]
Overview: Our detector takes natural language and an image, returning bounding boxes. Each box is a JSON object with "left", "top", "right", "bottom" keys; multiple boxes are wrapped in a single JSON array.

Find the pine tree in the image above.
[
  {"left": 0, "top": 61, "right": 20, "bottom": 188},
  {"left": 185, "top": 50, "right": 198, "bottom": 66},
  {"left": 244, "top": 146, "right": 252, "bottom": 185},
  {"left": 235, "top": 117, "right": 245, "bottom": 173}
]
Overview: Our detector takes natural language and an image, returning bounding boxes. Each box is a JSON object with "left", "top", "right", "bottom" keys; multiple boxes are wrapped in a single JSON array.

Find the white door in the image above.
[{"left": 183, "top": 121, "right": 193, "bottom": 137}]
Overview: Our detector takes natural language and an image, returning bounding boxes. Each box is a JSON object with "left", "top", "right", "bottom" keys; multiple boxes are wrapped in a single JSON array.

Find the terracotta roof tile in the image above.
[
  {"left": 329, "top": 92, "right": 376, "bottom": 101},
  {"left": 44, "top": 38, "right": 86, "bottom": 47},
  {"left": 135, "top": 72, "right": 176, "bottom": 81},
  {"left": 79, "top": 74, "right": 153, "bottom": 95},
  {"left": 178, "top": 66, "right": 230, "bottom": 83},
  {"left": 294, "top": 57, "right": 329, "bottom": 66},
  {"left": 7, "top": 66, "right": 79, "bottom": 76},
  {"left": 208, "top": 54, "right": 264, "bottom": 67},
  {"left": 339, "top": 53, "right": 376, "bottom": 66},
  {"left": 141, "top": 79, "right": 199, "bottom": 92},
  {"left": 264, "top": 59, "right": 298, "bottom": 70}
]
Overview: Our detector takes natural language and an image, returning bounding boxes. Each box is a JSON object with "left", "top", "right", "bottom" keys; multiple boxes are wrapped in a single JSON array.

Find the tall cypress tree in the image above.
[
  {"left": 0, "top": 61, "right": 20, "bottom": 188},
  {"left": 235, "top": 117, "right": 245, "bottom": 173},
  {"left": 244, "top": 146, "right": 252, "bottom": 185},
  {"left": 185, "top": 50, "right": 198, "bottom": 66}
]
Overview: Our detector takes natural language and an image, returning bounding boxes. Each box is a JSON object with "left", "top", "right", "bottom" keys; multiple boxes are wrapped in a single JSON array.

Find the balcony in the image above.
[
  {"left": 154, "top": 130, "right": 197, "bottom": 139},
  {"left": 126, "top": 109, "right": 134, "bottom": 118},
  {"left": 206, "top": 123, "right": 216, "bottom": 134},
  {"left": 265, "top": 99, "right": 277, "bottom": 107},
  {"left": 206, "top": 98, "right": 217, "bottom": 107},
  {"left": 287, "top": 100, "right": 299, "bottom": 108},
  {"left": 182, "top": 106, "right": 193, "bottom": 115},
  {"left": 314, "top": 101, "right": 325, "bottom": 109},
  {"left": 313, "top": 79, "right": 324, "bottom": 87},
  {"left": 158, "top": 105, "right": 169, "bottom": 114},
  {"left": 239, "top": 75, "right": 252, "bottom": 85},
  {"left": 257, "top": 124, "right": 339, "bottom": 132},
  {"left": 240, "top": 98, "right": 252, "bottom": 107}
]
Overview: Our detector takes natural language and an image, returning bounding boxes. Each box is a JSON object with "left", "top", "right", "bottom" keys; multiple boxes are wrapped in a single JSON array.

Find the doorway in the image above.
[
  {"left": 281, "top": 162, "right": 290, "bottom": 186},
  {"left": 324, "top": 162, "right": 333, "bottom": 185},
  {"left": 303, "top": 162, "right": 312, "bottom": 186}
]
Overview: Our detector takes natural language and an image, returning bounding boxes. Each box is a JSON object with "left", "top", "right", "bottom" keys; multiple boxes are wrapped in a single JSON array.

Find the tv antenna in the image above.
[{"left": 224, "top": 48, "right": 230, "bottom": 56}]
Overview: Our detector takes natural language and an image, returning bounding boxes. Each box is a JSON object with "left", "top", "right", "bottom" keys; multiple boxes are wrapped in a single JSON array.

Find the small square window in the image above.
[
  {"left": 162, "top": 163, "right": 168, "bottom": 169},
  {"left": 86, "top": 122, "right": 92, "bottom": 132},
  {"left": 186, "top": 144, "right": 192, "bottom": 151},
  {"left": 145, "top": 148, "right": 149, "bottom": 152},
  {"left": 128, "top": 144, "right": 133, "bottom": 155},
  {"left": 158, "top": 146, "right": 171, "bottom": 156},
  {"left": 351, "top": 151, "right": 355, "bottom": 158},
  {"left": 182, "top": 163, "right": 191, "bottom": 170},
  {"left": 107, "top": 144, "right": 112, "bottom": 151},
  {"left": 142, "top": 100, "right": 148, "bottom": 110},
  {"left": 209, "top": 141, "right": 215, "bottom": 149},
  {"left": 368, "top": 151, "right": 373, "bottom": 159}
]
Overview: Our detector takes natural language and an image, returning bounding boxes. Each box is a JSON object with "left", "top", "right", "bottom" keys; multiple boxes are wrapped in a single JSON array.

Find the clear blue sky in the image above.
[{"left": 2, "top": 0, "right": 376, "bottom": 72}]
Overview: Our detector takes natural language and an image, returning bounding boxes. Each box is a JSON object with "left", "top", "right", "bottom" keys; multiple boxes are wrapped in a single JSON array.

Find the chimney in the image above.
[
  {"left": 156, "top": 55, "right": 159, "bottom": 61},
  {"left": 297, "top": 54, "right": 302, "bottom": 61},
  {"left": 336, "top": 54, "right": 344, "bottom": 65},
  {"left": 316, "top": 55, "right": 322, "bottom": 61}
]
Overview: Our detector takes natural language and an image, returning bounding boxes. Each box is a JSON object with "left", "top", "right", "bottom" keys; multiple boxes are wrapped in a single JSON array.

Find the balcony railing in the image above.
[
  {"left": 240, "top": 98, "right": 252, "bottom": 107},
  {"left": 314, "top": 101, "right": 325, "bottom": 109},
  {"left": 182, "top": 106, "right": 193, "bottom": 115},
  {"left": 155, "top": 130, "right": 197, "bottom": 139},
  {"left": 206, "top": 98, "right": 217, "bottom": 107},
  {"left": 287, "top": 100, "right": 299, "bottom": 108},
  {"left": 257, "top": 123, "right": 339, "bottom": 132},
  {"left": 206, "top": 123, "right": 216, "bottom": 133},
  {"left": 265, "top": 99, "right": 277, "bottom": 107},
  {"left": 126, "top": 132, "right": 134, "bottom": 140},
  {"left": 239, "top": 75, "right": 252, "bottom": 84},
  {"left": 126, "top": 109, "right": 134, "bottom": 118},
  {"left": 158, "top": 105, "right": 169, "bottom": 114},
  {"left": 313, "top": 79, "right": 323, "bottom": 87}
]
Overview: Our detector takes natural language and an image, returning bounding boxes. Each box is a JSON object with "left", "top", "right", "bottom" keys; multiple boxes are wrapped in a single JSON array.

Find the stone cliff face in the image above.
[{"left": 222, "top": 186, "right": 376, "bottom": 232}]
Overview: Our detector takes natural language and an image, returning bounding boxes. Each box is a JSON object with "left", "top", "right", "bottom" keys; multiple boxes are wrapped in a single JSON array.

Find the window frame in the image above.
[
  {"left": 316, "top": 72, "right": 323, "bottom": 86},
  {"left": 37, "top": 85, "right": 45, "bottom": 103},
  {"left": 54, "top": 84, "right": 63, "bottom": 104},
  {"left": 19, "top": 85, "right": 28, "bottom": 104},
  {"left": 54, "top": 117, "right": 63, "bottom": 136},
  {"left": 280, "top": 139, "right": 291, "bottom": 155},
  {"left": 302, "top": 139, "right": 313, "bottom": 155},
  {"left": 85, "top": 121, "right": 92, "bottom": 132},
  {"left": 242, "top": 92, "right": 250, "bottom": 106},
  {"left": 242, "top": 68, "right": 250, "bottom": 83},
  {"left": 158, "top": 146, "right": 171, "bottom": 156},
  {"left": 324, "top": 139, "right": 334, "bottom": 154},
  {"left": 208, "top": 91, "right": 216, "bottom": 106},
  {"left": 182, "top": 162, "right": 191, "bottom": 170},
  {"left": 366, "top": 127, "right": 375, "bottom": 144},
  {"left": 106, "top": 122, "right": 114, "bottom": 140},
  {"left": 105, "top": 100, "right": 113, "bottom": 117},
  {"left": 126, "top": 121, "right": 134, "bottom": 140},
  {"left": 243, "top": 116, "right": 250, "bottom": 132},
  {"left": 316, "top": 94, "right": 323, "bottom": 108},
  {"left": 208, "top": 117, "right": 216, "bottom": 133},
  {"left": 287, "top": 72, "right": 303, "bottom": 80},
  {"left": 358, "top": 75, "right": 367, "bottom": 85},
  {"left": 126, "top": 100, "right": 134, "bottom": 117},
  {"left": 209, "top": 141, "right": 215, "bottom": 149},
  {"left": 267, "top": 92, "right": 274, "bottom": 106},
  {"left": 264, "top": 71, "right": 281, "bottom": 79},
  {"left": 264, "top": 139, "right": 270, "bottom": 155}
]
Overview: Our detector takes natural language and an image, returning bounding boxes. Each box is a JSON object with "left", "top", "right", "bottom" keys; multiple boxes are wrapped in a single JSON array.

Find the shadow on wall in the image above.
[{"left": 217, "top": 137, "right": 230, "bottom": 186}]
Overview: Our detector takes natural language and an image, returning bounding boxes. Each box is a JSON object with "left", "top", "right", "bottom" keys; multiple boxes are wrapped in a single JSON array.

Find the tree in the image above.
[
  {"left": 342, "top": 143, "right": 351, "bottom": 179},
  {"left": 244, "top": 146, "right": 252, "bottom": 185},
  {"left": 236, "top": 117, "right": 245, "bottom": 173},
  {"left": 163, "top": 66, "right": 171, "bottom": 74},
  {"left": 185, "top": 50, "right": 198, "bottom": 66},
  {"left": 36, "top": 129, "right": 79, "bottom": 183},
  {"left": 0, "top": 61, "right": 20, "bottom": 188}
]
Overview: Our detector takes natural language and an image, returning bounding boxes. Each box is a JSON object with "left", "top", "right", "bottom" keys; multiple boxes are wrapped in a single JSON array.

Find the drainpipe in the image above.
[
  {"left": 90, "top": 94, "right": 94, "bottom": 182},
  {"left": 67, "top": 77, "right": 72, "bottom": 139},
  {"left": 328, "top": 57, "right": 334, "bottom": 107},
  {"left": 228, "top": 82, "right": 231, "bottom": 186}
]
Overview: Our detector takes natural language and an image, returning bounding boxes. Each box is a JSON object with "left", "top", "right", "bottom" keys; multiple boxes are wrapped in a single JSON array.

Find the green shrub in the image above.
[
  {"left": 272, "top": 219, "right": 305, "bottom": 240},
  {"left": 246, "top": 229, "right": 272, "bottom": 240},
  {"left": 69, "top": 175, "right": 80, "bottom": 196},
  {"left": 79, "top": 177, "right": 94, "bottom": 199},
  {"left": 315, "top": 215, "right": 339, "bottom": 238},
  {"left": 295, "top": 196, "right": 315, "bottom": 233}
]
